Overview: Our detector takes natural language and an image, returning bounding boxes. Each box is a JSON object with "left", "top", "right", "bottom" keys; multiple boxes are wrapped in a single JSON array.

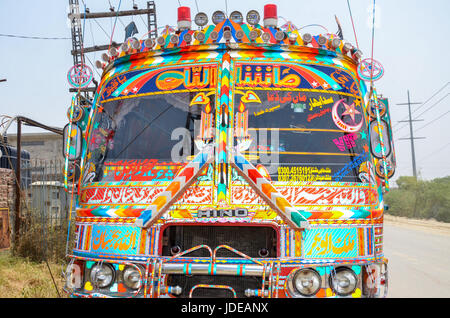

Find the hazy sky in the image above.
[{"left": 0, "top": 0, "right": 449, "bottom": 182}]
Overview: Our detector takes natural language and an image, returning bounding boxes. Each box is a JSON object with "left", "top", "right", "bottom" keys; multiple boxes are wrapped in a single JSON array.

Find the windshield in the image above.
[
  {"left": 85, "top": 91, "right": 214, "bottom": 183},
  {"left": 233, "top": 63, "right": 369, "bottom": 183}
]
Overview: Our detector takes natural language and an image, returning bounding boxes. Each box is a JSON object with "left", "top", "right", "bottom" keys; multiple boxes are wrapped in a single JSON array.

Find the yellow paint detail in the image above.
[
  {"left": 326, "top": 288, "right": 334, "bottom": 297},
  {"left": 252, "top": 210, "right": 277, "bottom": 219},
  {"left": 170, "top": 210, "right": 193, "bottom": 218},
  {"left": 84, "top": 281, "right": 93, "bottom": 291},
  {"left": 275, "top": 197, "right": 291, "bottom": 212},
  {"left": 153, "top": 196, "right": 167, "bottom": 210},
  {"left": 352, "top": 288, "right": 362, "bottom": 298},
  {"left": 221, "top": 75, "right": 229, "bottom": 87}
]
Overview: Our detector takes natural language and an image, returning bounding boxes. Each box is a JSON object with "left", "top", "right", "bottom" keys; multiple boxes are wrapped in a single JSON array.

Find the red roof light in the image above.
[
  {"left": 177, "top": 6, "right": 191, "bottom": 22},
  {"left": 264, "top": 4, "right": 277, "bottom": 20}
]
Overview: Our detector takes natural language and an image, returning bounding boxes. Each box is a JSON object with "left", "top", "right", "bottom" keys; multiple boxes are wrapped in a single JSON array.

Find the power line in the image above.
[
  {"left": 412, "top": 93, "right": 450, "bottom": 123},
  {"left": 92, "top": 16, "right": 112, "bottom": 40},
  {"left": 414, "top": 108, "right": 450, "bottom": 133},
  {"left": 393, "top": 82, "right": 450, "bottom": 132},
  {"left": 418, "top": 141, "right": 450, "bottom": 162},
  {"left": 0, "top": 33, "right": 70, "bottom": 40},
  {"left": 398, "top": 107, "right": 450, "bottom": 139}
]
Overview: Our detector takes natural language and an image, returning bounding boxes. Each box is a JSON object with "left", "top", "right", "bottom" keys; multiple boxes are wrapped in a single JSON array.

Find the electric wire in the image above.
[
  {"left": 412, "top": 93, "right": 450, "bottom": 124},
  {"left": 418, "top": 141, "right": 450, "bottom": 163},
  {"left": 413, "top": 109, "right": 450, "bottom": 133},
  {"left": 138, "top": 12, "right": 148, "bottom": 30},
  {"left": 109, "top": 0, "right": 122, "bottom": 49},
  {"left": 393, "top": 82, "right": 450, "bottom": 132},
  {"left": 92, "top": 16, "right": 112, "bottom": 40},
  {"left": 346, "top": 0, "right": 359, "bottom": 49},
  {"left": 0, "top": 33, "right": 70, "bottom": 40}
]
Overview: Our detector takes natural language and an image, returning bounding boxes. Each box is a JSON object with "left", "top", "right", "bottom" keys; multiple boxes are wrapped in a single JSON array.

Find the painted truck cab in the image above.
[{"left": 63, "top": 5, "right": 395, "bottom": 298}]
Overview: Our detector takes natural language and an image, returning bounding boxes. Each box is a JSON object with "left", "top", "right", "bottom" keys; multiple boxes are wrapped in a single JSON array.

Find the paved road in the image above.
[{"left": 383, "top": 223, "right": 450, "bottom": 298}]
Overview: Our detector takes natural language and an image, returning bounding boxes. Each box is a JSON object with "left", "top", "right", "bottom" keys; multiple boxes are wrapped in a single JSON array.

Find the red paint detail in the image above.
[
  {"left": 247, "top": 168, "right": 262, "bottom": 184},
  {"left": 178, "top": 167, "right": 194, "bottom": 179},
  {"left": 118, "top": 283, "right": 127, "bottom": 293},
  {"left": 264, "top": 4, "right": 277, "bottom": 19},
  {"left": 177, "top": 7, "right": 191, "bottom": 22}
]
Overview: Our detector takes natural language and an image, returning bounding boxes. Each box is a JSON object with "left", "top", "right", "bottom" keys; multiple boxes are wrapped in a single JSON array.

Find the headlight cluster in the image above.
[
  {"left": 87, "top": 263, "right": 143, "bottom": 291},
  {"left": 288, "top": 267, "right": 359, "bottom": 297}
]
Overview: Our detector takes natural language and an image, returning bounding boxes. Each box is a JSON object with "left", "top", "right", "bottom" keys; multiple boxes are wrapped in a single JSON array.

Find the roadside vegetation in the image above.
[
  {"left": 384, "top": 176, "right": 450, "bottom": 223},
  {"left": 0, "top": 250, "right": 65, "bottom": 298}
]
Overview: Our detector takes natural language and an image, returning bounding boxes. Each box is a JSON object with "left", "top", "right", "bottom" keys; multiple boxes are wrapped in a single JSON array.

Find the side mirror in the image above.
[
  {"left": 368, "top": 93, "right": 398, "bottom": 185},
  {"left": 369, "top": 119, "right": 391, "bottom": 159},
  {"left": 63, "top": 123, "right": 83, "bottom": 161}
]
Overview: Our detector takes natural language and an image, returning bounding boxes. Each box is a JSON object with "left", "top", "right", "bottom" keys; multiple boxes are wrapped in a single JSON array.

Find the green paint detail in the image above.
[
  {"left": 218, "top": 183, "right": 227, "bottom": 194},
  {"left": 203, "top": 25, "right": 215, "bottom": 40},
  {"left": 291, "top": 210, "right": 307, "bottom": 226},
  {"left": 316, "top": 267, "right": 327, "bottom": 275},
  {"left": 352, "top": 265, "right": 361, "bottom": 275},
  {"left": 86, "top": 261, "right": 95, "bottom": 269}
]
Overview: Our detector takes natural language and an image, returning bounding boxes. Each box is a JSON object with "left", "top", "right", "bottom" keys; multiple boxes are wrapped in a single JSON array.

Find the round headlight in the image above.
[
  {"left": 246, "top": 10, "right": 260, "bottom": 26},
  {"left": 194, "top": 12, "right": 208, "bottom": 27},
  {"left": 293, "top": 269, "right": 321, "bottom": 296},
  {"left": 230, "top": 11, "right": 243, "bottom": 24},
  {"left": 90, "top": 263, "right": 115, "bottom": 288},
  {"left": 123, "top": 266, "right": 142, "bottom": 290},
  {"left": 212, "top": 10, "right": 226, "bottom": 25},
  {"left": 330, "top": 267, "right": 358, "bottom": 296}
]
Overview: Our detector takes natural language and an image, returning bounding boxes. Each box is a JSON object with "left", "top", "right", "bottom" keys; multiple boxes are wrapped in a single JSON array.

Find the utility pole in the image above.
[
  {"left": 68, "top": 1, "right": 158, "bottom": 58},
  {"left": 397, "top": 90, "right": 426, "bottom": 178},
  {"left": 67, "top": 1, "right": 157, "bottom": 96},
  {"left": 14, "top": 118, "right": 21, "bottom": 248}
]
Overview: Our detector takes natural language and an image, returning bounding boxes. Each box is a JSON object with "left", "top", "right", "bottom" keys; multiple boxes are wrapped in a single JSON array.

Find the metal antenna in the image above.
[{"left": 195, "top": 0, "right": 199, "bottom": 13}]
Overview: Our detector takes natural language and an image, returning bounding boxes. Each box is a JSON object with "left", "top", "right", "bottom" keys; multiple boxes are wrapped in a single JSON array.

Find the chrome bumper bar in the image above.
[{"left": 156, "top": 262, "right": 266, "bottom": 277}]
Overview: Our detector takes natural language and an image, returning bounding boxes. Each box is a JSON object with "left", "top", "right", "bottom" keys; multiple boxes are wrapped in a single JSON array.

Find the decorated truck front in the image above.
[{"left": 63, "top": 4, "right": 395, "bottom": 298}]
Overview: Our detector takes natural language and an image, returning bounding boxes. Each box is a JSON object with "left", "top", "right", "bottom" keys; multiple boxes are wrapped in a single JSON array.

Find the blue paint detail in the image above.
[
  {"left": 136, "top": 209, "right": 153, "bottom": 225},
  {"left": 351, "top": 265, "right": 361, "bottom": 275}
]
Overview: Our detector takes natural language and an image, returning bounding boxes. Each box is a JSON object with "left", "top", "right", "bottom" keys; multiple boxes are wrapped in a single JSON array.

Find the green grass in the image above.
[{"left": 0, "top": 249, "right": 66, "bottom": 298}]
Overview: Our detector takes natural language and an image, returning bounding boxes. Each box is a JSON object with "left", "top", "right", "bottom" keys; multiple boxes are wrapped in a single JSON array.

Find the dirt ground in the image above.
[{"left": 384, "top": 214, "right": 450, "bottom": 237}]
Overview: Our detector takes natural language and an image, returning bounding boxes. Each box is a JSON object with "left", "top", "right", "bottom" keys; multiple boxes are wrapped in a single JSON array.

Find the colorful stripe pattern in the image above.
[
  {"left": 216, "top": 53, "right": 231, "bottom": 203},
  {"left": 232, "top": 151, "right": 309, "bottom": 230},
  {"left": 135, "top": 146, "right": 214, "bottom": 228}
]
